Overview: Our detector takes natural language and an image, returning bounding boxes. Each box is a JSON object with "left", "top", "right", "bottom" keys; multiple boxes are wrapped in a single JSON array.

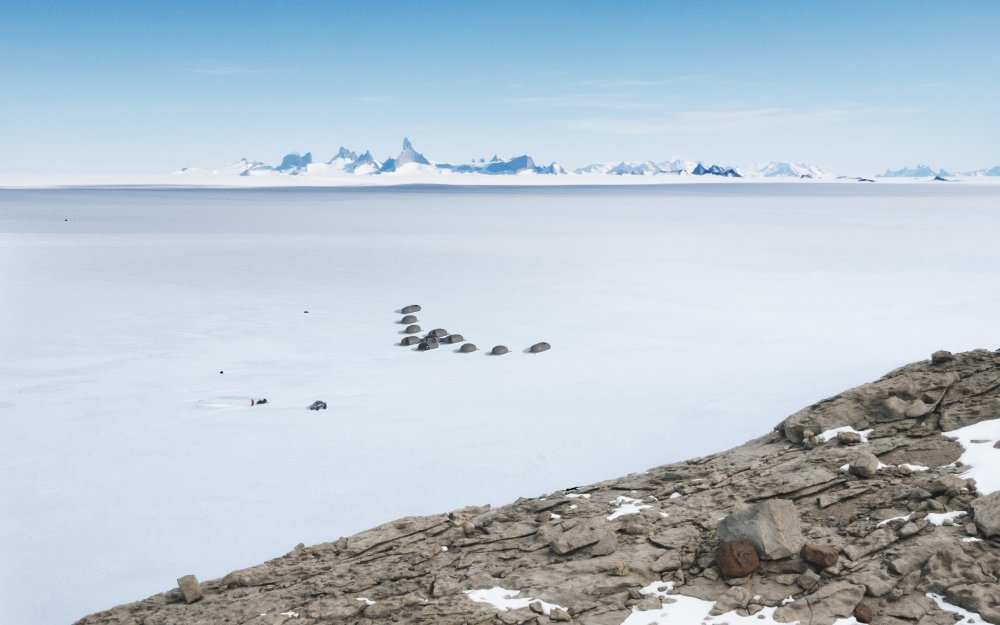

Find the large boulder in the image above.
[
  {"left": 176, "top": 575, "right": 202, "bottom": 603},
  {"left": 972, "top": 492, "right": 1000, "bottom": 538},
  {"left": 717, "top": 499, "right": 803, "bottom": 560}
]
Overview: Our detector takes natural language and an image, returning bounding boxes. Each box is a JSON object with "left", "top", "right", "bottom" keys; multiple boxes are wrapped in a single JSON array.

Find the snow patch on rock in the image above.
[
  {"left": 608, "top": 496, "right": 652, "bottom": 520},
  {"left": 464, "top": 588, "right": 566, "bottom": 616},
  {"left": 944, "top": 418, "right": 1000, "bottom": 494}
]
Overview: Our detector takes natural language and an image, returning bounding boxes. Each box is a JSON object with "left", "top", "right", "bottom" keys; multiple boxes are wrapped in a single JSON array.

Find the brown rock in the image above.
[
  {"left": 801, "top": 543, "right": 839, "bottom": 568},
  {"left": 716, "top": 540, "right": 760, "bottom": 578},
  {"left": 854, "top": 599, "right": 879, "bottom": 623},
  {"left": 176, "top": 575, "right": 202, "bottom": 603}
]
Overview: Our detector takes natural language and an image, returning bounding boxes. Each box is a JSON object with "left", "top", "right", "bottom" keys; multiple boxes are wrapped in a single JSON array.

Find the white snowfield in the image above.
[{"left": 2, "top": 184, "right": 1000, "bottom": 624}]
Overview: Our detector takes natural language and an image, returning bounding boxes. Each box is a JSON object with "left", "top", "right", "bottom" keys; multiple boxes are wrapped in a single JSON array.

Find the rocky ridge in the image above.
[{"left": 76, "top": 349, "right": 1000, "bottom": 625}]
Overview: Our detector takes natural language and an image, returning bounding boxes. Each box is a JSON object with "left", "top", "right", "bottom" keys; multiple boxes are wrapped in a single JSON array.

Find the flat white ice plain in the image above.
[{"left": 1, "top": 183, "right": 999, "bottom": 623}]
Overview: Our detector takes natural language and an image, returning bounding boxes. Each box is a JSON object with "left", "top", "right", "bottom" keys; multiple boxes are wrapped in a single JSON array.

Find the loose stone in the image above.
[
  {"left": 716, "top": 540, "right": 759, "bottom": 578},
  {"left": 176, "top": 575, "right": 202, "bottom": 604}
]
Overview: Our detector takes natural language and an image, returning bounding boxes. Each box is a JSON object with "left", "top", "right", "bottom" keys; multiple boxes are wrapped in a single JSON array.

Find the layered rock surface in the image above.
[{"left": 76, "top": 349, "right": 1000, "bottom": 625}]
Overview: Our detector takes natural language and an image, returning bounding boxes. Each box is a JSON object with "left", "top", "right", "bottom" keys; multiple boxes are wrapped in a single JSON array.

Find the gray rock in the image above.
[
  {"left": 490, "top": 345, "right": 509, "bottom": 355},
  {"left": 176, "top": 575, "right": 202, "bottom": 603},
  {"left": 921, "top": 543, "right": 993, "bottom": 593},
  {"left": 940, "top": 397, "right": 1000, "bottom": 431},
  {"left": 400, "top": 315, "right": 418, "bottom": 324},
  {"left": 931, "top": 350, "right": 953, "bottom": 364},
  {"left": 404, "top": 324, "right": 421, "bottom": 334},
  {"left": 459, "top": 343, "right": 477, "bottom": 353},
  {"left": 717, "top": 499, "right": 804, "bottom": 560},
  {"left": 929, "top": 475, "right": 967, "bottom": 496},
  {"left": 529, "top": 342, "right": 551, "bottom": 353},
  {"left": 550, "top": 518, "right": 616, "bottom": 556},
  {"left": 401, "top": 304, "right": 421, "bottom": 314},
  {"left": 796, "top": 568, "right": 821, "bottom": 591},
  {"left": 843, "top": 527, "right": 899, "bottom": 562},
  {"left": 944, "top": 583, "right": 1000, "bottom": 624},
  {"left": 849, "top": 451, "right": 881, "bottom": 479},
  {"left": 849, "top": 568, "right": 897, "bottom": 597},
  {"left": 442, "top": 334, "right": 464, "bottom": 344},
  {"left": 774, "top": 581, "right": 865, "bottom": 625},
  {"left": 428, "top": 328, "right": 448, "bottom": 338},
  {"left": 418, "top": 338, "right": 439, "bottom": 351},
  {"left": 972, "top": 492, "right": 1000, "bottom": 538},
  {"left": 709, "top": 586, "right": 752, "bottom": 615},
  {"left": 308, "top": 400, "right": 327, "bottom": 410},
  {"left": 837, "top": 431, "right": 863, "bottom": 445},
  {"left": 400, "top": 336, "right": 421, "bottom": 346}
]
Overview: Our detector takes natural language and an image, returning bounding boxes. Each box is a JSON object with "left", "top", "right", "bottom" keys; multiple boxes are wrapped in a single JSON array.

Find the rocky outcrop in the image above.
[{"left": 75, "top": 349, "right": 1000, "bottom": 625}]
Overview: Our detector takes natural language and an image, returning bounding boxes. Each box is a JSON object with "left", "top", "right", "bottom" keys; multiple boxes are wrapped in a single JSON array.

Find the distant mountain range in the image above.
[
  {"left": 177, "top": 139, "right": 998, "bottom": 182},
  {"left": 179, "top": 138, "right": 835, "bottom": 180},
  {"left": 881, "top": 164, "right": 1000, "bottom": 178}
]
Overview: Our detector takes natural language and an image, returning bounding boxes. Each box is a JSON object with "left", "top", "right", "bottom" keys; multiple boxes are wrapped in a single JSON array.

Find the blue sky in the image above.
[{"left": 1, "top": 1, "right": 998, "bottom": 175}]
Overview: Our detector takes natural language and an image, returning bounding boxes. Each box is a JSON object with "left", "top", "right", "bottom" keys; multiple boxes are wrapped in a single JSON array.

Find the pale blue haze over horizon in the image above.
[{"left": 1, "top": 1, "right": 998, "bottom": 176}]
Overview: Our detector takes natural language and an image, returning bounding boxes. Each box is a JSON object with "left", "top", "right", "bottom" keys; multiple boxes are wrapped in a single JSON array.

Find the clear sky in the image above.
[{"left": 1, "top": 1, "right": 998, "bottom": 175}]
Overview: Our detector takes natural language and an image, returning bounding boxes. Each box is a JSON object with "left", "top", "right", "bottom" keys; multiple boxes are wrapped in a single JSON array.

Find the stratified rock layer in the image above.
[{"left": 75, "top": 349, "right": 1000, "bottom": 625}]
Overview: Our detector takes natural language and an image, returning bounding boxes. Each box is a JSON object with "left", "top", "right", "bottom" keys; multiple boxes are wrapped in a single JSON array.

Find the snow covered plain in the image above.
[{"left": 1, "top": 183, "right": 999, "bottom": 623}]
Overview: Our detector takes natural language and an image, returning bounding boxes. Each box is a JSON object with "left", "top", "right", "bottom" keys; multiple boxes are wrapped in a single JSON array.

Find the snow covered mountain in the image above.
[
  {"left": 180, "top": 140, "right": 837, "bottom": 182},
  {"left": 881, "top": 164, "right": 950, "bottom": 178},
  {"left": 959, "top": 165, "right": 1000, "bottom": 177},
  {"left": 571, "top": 159, "right": 741, "bottom": 177},
  {"left": 752, "top": 161, "right": 828, "bottom": 178},
  {"left": 178, "top": 140, "right": 995, "bottom": 184}
]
